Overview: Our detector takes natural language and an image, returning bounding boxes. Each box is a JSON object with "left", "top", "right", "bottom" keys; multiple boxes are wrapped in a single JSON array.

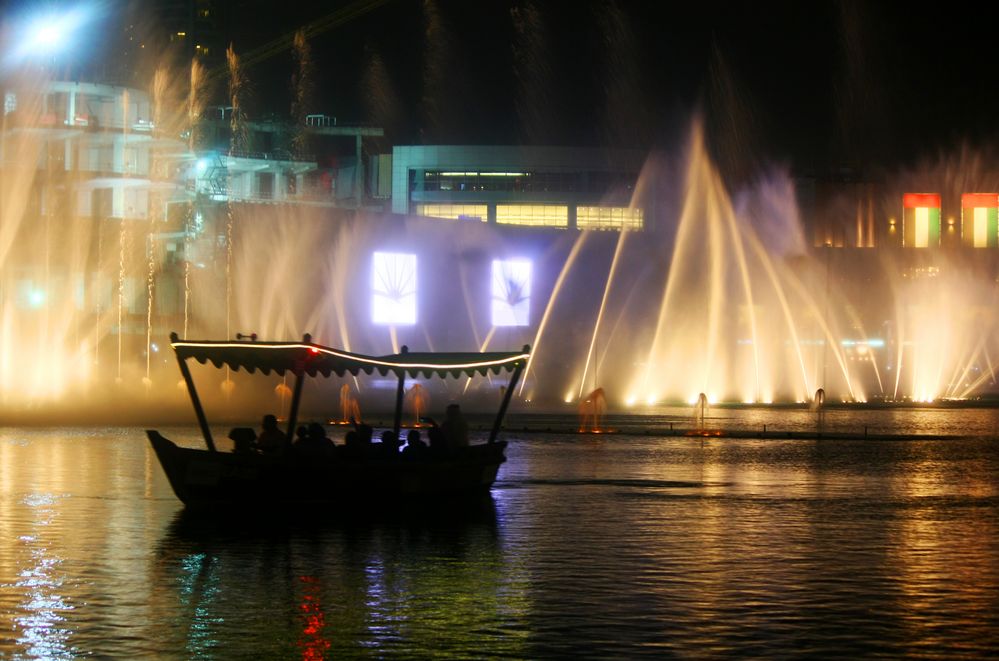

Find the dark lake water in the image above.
[{"left": 2, "top": 409, "right": 998, "bottom": 658}]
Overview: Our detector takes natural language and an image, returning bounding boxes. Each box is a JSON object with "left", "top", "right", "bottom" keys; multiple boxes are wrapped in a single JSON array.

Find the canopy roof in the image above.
[{"left": 171, "top": 338, "right": 530, "bottom": 379}]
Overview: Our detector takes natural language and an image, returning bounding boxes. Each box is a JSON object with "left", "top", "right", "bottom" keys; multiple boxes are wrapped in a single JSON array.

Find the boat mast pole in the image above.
[
  {"left": 286, "top": 333, "right": 310, "bottom": 438},
  {"left": 488, "top": 345, "right": 529, "bottom": 444},
  {"left": 171, "top": 331, "right": 216, "bottom": 452},
  {"left": 393, "top": 345, "right": 408, "bottom": 437}
]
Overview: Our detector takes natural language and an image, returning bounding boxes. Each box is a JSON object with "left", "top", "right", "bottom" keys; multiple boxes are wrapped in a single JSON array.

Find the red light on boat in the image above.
[{"left": 309, "top": 347, "right": 319, "bottom": 354}]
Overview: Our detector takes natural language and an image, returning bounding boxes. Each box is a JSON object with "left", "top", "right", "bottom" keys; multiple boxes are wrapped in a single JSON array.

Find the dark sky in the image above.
[
  {"left": 10, "top": 0, "right": 999, "bottom": 175},
  {"left": 221, "top": 0, "right": 999, "bottom": 174}
]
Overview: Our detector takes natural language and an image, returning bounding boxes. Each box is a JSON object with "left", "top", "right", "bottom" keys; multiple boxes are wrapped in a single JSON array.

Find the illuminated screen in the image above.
[
  {"left": 491, "top": 259, "right": 532, "bottom": 327},
  {"left": 371, "top": 252, "right": 417, "bottom": 325}
]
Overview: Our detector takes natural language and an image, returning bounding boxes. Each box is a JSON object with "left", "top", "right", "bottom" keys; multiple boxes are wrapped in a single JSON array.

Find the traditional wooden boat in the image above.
[{"left": 149, "top": 332, "right": 529, "bottom": 509}]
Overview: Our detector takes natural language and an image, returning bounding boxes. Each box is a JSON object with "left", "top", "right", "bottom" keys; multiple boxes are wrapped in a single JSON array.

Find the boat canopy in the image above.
[{"left": 171, "top": 337, "right": 530, "bottom": 379}]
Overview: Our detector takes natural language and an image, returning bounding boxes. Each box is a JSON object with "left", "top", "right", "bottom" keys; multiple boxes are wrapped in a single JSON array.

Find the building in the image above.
[{"left": 392, "top": 145, "right": 647, "bottom": 231}]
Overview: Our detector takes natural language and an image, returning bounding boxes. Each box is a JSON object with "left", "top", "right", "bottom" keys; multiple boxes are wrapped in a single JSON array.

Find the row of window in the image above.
[
  {"left": 411, "top": 169, "right": 637, "bottom": 195},
  {"left": 414, "top": 203, "right": 644, "bottom": 230}
]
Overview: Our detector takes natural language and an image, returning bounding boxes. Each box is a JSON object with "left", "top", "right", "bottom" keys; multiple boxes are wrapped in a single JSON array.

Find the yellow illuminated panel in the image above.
[
  {"left": 974, "top": 207, "right": 988, "bottom": 247},
  {"left": 577, "top": 206, "right": 643, "bottom": 231},
  {"left": 496, "top": 205, "right": 568, "bottom": 228},
  {"left": 414, "top": 204, "right": 487, "bottom": 221}
]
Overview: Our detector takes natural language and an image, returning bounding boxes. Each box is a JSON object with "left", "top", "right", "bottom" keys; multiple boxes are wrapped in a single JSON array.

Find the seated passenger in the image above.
[
  {"left": 255, "top": 414, "right": 288, "bottom": 455},
  {"left": 379, "top": 430, "right": 401, "bottom": 457},
  {"left": 294, "top": 422, "right": 335, "bottom": 458},
  {"left": 228, "top": 427, "right": 256, "bottom": 454},
  {"left": 342, "top": 430, "right": 362, "bottom": 458},
  {"left": 356, "top": 423, "right": 374, "bottom": 445},
  {"left": 402, "top": 429, "right": 427, "bottom": 459}
]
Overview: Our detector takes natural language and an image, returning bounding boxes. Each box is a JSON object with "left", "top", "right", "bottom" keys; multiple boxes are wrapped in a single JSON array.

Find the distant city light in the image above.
[
  {"left": 195, "top": 158, "right": 210, "bottom": 175},
  {"left": 371, "top": 252, "right": 417, "bottom": 325},
  {"left": 28, "top": 289, "right": 45, "bottom": 308}
]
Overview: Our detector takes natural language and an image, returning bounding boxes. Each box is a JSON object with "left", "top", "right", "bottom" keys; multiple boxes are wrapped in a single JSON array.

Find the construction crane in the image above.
[{"left": 204, "top": 0, "right": 394, "bottom": 84}]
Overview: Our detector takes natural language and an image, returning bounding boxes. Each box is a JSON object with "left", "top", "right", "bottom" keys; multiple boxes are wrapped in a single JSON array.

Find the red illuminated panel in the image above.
[
  {"left": 903, "top": 193, "right": 941, "bottom": 209},
  {"left": 961, "top": 193, "right": 999, "bottom": 208}
]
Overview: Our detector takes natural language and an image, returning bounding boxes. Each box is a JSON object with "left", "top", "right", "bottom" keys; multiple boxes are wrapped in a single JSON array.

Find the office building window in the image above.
[
  {"left": 415, "top": 204, "right": 487, "bottom": 222},
  {"left": 496, "top": 205, "right": 568, "bottom": 228},
  {"left": 576, "top": 206, "right": 643, "bottom": 231}
]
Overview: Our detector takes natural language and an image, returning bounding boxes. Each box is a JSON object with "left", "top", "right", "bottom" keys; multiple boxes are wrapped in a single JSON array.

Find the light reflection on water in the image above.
[{"left": 0, "top": 414, "right": 997, "bottom": 658}]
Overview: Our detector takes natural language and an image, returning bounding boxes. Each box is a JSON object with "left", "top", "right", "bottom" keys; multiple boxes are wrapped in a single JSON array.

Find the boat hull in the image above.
[{"left": 147, "top": 430, "right": 507, "bottom": 509}]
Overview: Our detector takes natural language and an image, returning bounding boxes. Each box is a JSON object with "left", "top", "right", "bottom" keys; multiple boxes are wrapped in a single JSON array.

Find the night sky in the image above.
[{"left": 9, "top": 0, "right": 999, "bottom": 176}]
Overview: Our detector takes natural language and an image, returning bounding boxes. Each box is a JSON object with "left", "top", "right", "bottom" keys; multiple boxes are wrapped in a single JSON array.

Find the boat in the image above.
[{"left": 149, "top": 332, "right": 529, "bottom": 509}]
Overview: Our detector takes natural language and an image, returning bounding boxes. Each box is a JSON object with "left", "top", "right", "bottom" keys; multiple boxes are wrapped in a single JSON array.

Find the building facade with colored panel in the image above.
[
  {"left": 961, "top": 193, "right": 999, "bottom": 247},
  {"left": 903, "top": 193, "right": 941, "bottom": 247}
]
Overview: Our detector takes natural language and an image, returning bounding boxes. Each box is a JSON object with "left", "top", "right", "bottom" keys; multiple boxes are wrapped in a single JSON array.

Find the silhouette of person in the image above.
[
  {"left": 402, "top": 428, "right": 427, "bottom": 459},
  {"left": 228, "top": 427, "right": 256, "bottom": 454},
  {"left": 256, "top": 414, "right": 287, "bottom": 454},
  {"left": 379, "top": 429, "right": 401, "bottom": 457},
  {"left": 441, "top": 403, "right": 469, "bottom": 448},
  {"left": 294, "top": 422, "right": 334, "bottom": 458}
]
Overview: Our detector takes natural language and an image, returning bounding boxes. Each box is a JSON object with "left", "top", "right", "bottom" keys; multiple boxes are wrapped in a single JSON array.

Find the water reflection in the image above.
[
  {"left": 12, "top": 493, "right": 74, "bottom": 660},
  {"left": 0, "top": 424, "right": 996, "bottom": 657},
  {"left": 153, "top": 499, "right": 531, "bottom": 657}
]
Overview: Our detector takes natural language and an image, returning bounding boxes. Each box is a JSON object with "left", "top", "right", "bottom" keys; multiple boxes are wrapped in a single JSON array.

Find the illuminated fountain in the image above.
[
  {"left": 577, "top": 387, "right": 606, "bottom": 433},
  {"left": 694, "top": 393, "right": 708, "bottom": 431},
  {"left": 405, "top": 383, "right": 429, "bottom": 427},
  {"left": 338, "top": 383, "right": 361, "bottom": 424},
  {"left": 813, "top": 387, "right": 825, "bottom": 429},
  {"left": 6, "top": 52, "right": 999, "bottom": 417}
]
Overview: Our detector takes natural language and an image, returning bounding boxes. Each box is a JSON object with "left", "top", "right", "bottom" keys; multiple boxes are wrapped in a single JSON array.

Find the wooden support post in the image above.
[
  {"left": 172, "top": 331, "right": 216, "bottom": 452},
  {"left": 286, "top": 333, "right": 311, "bottom": 438},
  {"left": 489, "top": 346, "right": 529, "bottom": 444},
  {"left": 393, "top": 345, "right": 408, "bottom": 437},
  {"left": 286, "top": 369, "right": 306, "bottom": 439}
]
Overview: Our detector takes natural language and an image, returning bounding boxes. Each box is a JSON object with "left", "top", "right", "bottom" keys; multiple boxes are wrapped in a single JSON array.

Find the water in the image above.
[{"left": 1, "top": 411, "right": 997, "bottom": 658}]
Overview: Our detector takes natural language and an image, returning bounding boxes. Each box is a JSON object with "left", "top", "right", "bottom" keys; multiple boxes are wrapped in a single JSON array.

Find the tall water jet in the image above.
[
  {"left": 628, "top": 121, "right": 863, "bottom": 405},
  {"left": 578, "top": 230, "right": 628, "bottom": 399},
  {"left": 520, "top": 233, "right": 587, "bottom": 397}
]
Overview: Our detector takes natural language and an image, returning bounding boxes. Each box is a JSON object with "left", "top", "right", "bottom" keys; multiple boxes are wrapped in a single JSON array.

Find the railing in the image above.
[{"left": 225, "top": 149, "right": 316, "bottom": 163}]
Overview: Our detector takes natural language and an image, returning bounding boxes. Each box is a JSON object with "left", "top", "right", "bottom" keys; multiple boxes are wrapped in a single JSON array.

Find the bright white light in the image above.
[
  {"left": 624, "top": 395, "right": 636, "bottom": 407},
  {"left": 372, "top": 252, "right": 417, "bottom": 325},
  {"left": 195, "top": 158, "right": 210, "bottom": 175},
  {"left": 9, "top": 6, "right": 93, "bottom": 63},
  {"left": 28, "top": 290, "right": 45, "bottom": 308},
  {"left": 35, "top": 25, "right": 61, "bottom": 47},
  {"left": 645, "top": 394, "right": 656, "bottom": 405},
  {"left": 491, "top": 259, "right": 531, "bottom": 327}
]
